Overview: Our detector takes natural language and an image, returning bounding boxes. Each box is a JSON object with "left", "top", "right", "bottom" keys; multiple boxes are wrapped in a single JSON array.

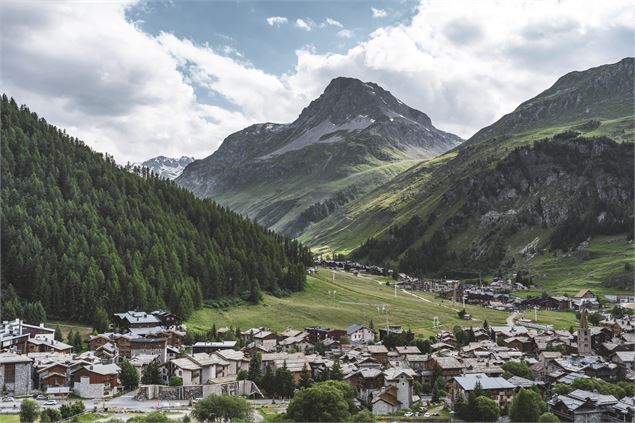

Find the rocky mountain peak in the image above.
[{"left": 294, "top": 76, "right": 432, "bottom": 128}]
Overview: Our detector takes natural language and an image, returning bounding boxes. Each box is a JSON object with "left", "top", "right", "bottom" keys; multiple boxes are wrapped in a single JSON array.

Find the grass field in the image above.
[
  {"left": 188, "top": 269, "right": 512, "bottom": 338},
  {"left": 47, "top": 320, "right": 93, "bottom": 339},
  {"left": 0, "top": 415, "right": 18, "bottom": 423},
  {"left": 514, "top": 235, "right": 634, "bottom": 297}
]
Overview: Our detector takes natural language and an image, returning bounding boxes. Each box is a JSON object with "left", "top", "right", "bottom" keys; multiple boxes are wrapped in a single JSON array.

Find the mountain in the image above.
[
  {"left": 177, "top": 77, "right": 462, "bottom": 237},
  {"left": 130, "top": 155, "right": 195, "bottom": 180},
  {"left": 0, "top": 95, "right": 312, "bottom": 324},
  {"left": 305, "top": 58, "right": 634, "bottom": 287}
]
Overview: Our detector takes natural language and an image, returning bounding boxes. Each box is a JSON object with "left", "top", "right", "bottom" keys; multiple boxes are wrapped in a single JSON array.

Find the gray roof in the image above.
[
  {"left": 507, "top": 376, "right": 545, "bottom": 388},
  {"left": 569, "top": 389, "right": 619, "bottom": 406},
  {"left": 347, "top": 324, "right": 365, "bottom": 335},
  {"left": 453, "top": 373, "right": 514, "bottom": 391},
  {"left": 0, "top": 353, "right": 32, "bottom": 364},
  {"left": 113, "top": 311, "right": 161, "bottom": 324}
]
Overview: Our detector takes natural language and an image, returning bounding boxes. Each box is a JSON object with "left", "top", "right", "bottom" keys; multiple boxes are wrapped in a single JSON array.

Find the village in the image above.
[{"left": 0, "top": 264, "right": 634, "bottom": 423}]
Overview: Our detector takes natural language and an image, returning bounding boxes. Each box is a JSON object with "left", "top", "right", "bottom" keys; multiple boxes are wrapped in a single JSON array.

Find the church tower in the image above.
[{"left": 577, "top": 309, "right": 593, "bottom": 356}]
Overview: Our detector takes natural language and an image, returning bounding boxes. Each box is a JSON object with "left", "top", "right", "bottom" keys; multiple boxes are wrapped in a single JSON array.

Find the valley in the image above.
[{"left": 187, "top": 269, "right": 518, "bottom": 337}]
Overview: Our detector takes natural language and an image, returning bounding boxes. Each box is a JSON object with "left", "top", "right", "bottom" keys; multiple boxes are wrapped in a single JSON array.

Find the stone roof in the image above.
[{"left": 453, "top": 373, "right": 514, "bottom": 391}]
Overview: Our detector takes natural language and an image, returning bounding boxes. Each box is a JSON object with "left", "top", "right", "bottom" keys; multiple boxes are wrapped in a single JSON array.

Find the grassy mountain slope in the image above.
[
  {"left": 188, "top": 269, "right": 534, "bottom": 338},
  {"left": 0, "top": 95, "right": 311, "bottom": 324},
  {"left": 177, "top": 77, "right": 461, "bottom": 238},
  {"left": 303, "top": 58, "right": 634, "bottom": 293}
]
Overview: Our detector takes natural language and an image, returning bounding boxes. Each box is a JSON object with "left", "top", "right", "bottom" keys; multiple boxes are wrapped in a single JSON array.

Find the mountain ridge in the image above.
[
  {"left": 301, "top": 57, "right": 635, "bottom": 266},
  {"left": 177, "top": 76, "right": 462, "bottom": 237}
]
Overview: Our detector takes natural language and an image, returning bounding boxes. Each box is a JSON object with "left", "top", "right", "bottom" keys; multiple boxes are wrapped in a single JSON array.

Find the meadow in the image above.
[{"left": 188, "top": 269, "right": 513, "bottom": 338}]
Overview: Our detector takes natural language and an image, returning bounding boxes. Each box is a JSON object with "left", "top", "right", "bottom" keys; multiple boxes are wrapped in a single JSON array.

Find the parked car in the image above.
[
  {"left": 404, "top": 412, "right": 413, "bottom": 417},
  {"left": 43, "top": 400, "right": 57, "bottom": 406},
  {"left": 35, "top": 395, "right": 47, "bottom": 400},
  {"left": 1, "top": 397, "right": 15, "bottom": 402}
]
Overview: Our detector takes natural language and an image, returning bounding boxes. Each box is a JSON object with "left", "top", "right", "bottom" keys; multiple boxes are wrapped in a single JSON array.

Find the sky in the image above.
[{"left": 1, "top": 0, "right": 633, "bottom": 163}]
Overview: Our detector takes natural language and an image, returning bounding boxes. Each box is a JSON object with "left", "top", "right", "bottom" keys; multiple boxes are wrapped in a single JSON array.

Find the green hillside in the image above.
[
  {"left": 300, "top": 58, "right": 634, "bottom": 295},
  {"left": 0, "top": 95, "right": 311, "bottom": 324},
  {"left": 187, "top": 269, "right": 504, "bottom": 337},
  {"left": 187, "top": 269, "right": 579, "bottom": 337}
]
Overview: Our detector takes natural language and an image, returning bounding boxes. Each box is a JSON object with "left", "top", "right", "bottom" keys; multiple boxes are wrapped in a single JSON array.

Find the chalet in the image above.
[
  {"left": 346, "top": 324, "right": 374, "bottom": 345},
  {"left": 405, "top": 354, "right": 427, "bottom": 371},
  {"left": 365, "top": 345, "right": 389, "bottom": 365},
  {"left": 0, "top": 353, "right": 32, "bottom": 395},
  {"left": 279, "top": 332, "right": 312, "bottom": 353},
  {"left": 449, "top": 373, "right": 515, "bottom": 408},
  {"left": 305, "top": 327, "right": 346, "bottom": 343},
  {"left": 395, "top": 346, "right": 421, "bottom": 361},
  {"left": 548, "top": 389, "right": 618, "bottom": 422},
  {"left": 89, "top": 334, "right": 114, "bottom": 351},
  {"left": 112, "top": 311, "right": 162, "bottom": 330},
  {"left": 35, "top": 362, "right": 69, "bottom": 389},
  {"left": 382, "top": 368, "right": 415, "bottom": 409},
  {"left": 611, "top": 351, "right": 635, "bottom": 371},
  {"left": 503, "top": 336, "right": 535, "bottom": 354},
  {"left": 345, "top": 367, "right": 384, "bottom": 404},
  {"left": 20, "top": 322, "right": 56, "bottom": 340},
  {"left": 572, "top": 289, "right": 599, "bottom": 310},
  {"left": 520, "top": 296, "right": 561, "bottom": 310},
  {"left": 129, "top": 337, "right": 167, "bottom": 363},
  {"left": 72, "top": 363, "right": 120, "bottom": 398},
  {"left": 27, "top": 336, "right": 72, "bottom": 355},
  {"left": 253, "top": 331, "right": 278, "bottom": 349},
  {"left": 422, "top": 356, "right": 463, "bottom": 385},
  {"left": 190, "top": 353, "right": 230, "bottom": 383},
  {"left": 372, "top": 385, "right": 402, "bottom": 415},
  {"left": 150, "top": 310, "right": 182, "bottom": 327},
  {"left": 169, "top": 357, "right": 201, "bottom": 385}
]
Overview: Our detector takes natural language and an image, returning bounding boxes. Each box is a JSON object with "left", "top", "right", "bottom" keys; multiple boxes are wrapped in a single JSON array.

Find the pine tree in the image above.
[
  {"left": 330, "top": 360, "right": 344, "bottom": 381},
  {"left": 54, "top": 325, "right": 63, "bottom": 342},
  {"left": 299, "top": 364, "right": 312, "bottom": 388},
  {"left": 247, "top": 352, "right": 262, "bottom": 384}
]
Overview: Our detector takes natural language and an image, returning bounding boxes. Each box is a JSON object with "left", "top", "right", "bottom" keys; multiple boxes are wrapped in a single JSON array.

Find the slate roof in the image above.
[{"left": 453, "top": 373, "right": 514, "bottom": 391}]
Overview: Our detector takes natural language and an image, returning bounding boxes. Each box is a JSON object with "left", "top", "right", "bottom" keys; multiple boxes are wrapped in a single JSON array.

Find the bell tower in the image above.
[{"left": 577, "top": 309, "right": 593, "bottom": 356}]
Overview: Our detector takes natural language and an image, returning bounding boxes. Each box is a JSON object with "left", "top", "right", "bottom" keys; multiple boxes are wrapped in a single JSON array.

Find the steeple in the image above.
[{"left": 580, "top": 309, "right": 589, "bottom": 329}]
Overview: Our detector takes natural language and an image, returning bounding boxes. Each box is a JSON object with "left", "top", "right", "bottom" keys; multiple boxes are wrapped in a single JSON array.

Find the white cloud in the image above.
[
  {"left": 294, "top": 18, "right": 314, "bottom": 31},
  {"left": 337, "top": 29, "right": 354, "bottom": 39},
  {"left": 324, "top": 18, "right": 343, "bottom": 28},
  {"left": 1, "top": 0, "right": 633, "bottom": 163},
  {"left": 371, "top": 7, "right": 387, "bottom": 18},
  {"left": 266, "top": 16, "right": 288, "bottom": 27}
]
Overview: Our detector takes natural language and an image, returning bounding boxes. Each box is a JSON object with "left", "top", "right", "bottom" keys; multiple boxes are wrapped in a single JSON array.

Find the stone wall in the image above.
[{"left": 0, "top": 362, "right": 33, "bottom": 396}]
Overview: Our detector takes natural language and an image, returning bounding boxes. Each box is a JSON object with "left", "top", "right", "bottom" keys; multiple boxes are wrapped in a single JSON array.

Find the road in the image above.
[{"left": 506, "top": 311, "right": 520, "bottom": 327}]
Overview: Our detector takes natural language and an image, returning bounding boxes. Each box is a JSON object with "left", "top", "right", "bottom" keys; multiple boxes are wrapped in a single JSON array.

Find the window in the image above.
[{"left": 4, "top": 364, "right": 15, "bottom": 384}]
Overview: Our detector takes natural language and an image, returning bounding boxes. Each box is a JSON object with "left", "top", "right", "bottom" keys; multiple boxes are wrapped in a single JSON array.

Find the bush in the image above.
[
  {"left": 510, "top": 389, "right": 546, "bottom": 422},
  {"left": 538, "top": 412, "right": 560, "bottom": 422},
  {"left": 169, "top": 376, "right": 183, "bottom": 386},
  {"left": 20, "top": 399, "right": 39, "bottom": 423},
  {"left": 192, "top": 394, "right": 252, "bottom": 422},
  {"left": 127, "top": 412, "right": 170, "bottom": 423},
  {"left": 502, "top": 361, "right": 534, "bottom": 380},
  {"left": 351, "top": 410, "right": 375, "bottom": 422}
]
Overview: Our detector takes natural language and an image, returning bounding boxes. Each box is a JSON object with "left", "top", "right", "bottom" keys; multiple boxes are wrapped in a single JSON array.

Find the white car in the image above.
[
  {"left": 404, "top": 412, "right": 413, "bottom": 417},
  {"left": 2, "top": 397, "right": 15, "bottom": 402},
  {"left": 43, "top": 400, "right": 57, "bottom": 406}
]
